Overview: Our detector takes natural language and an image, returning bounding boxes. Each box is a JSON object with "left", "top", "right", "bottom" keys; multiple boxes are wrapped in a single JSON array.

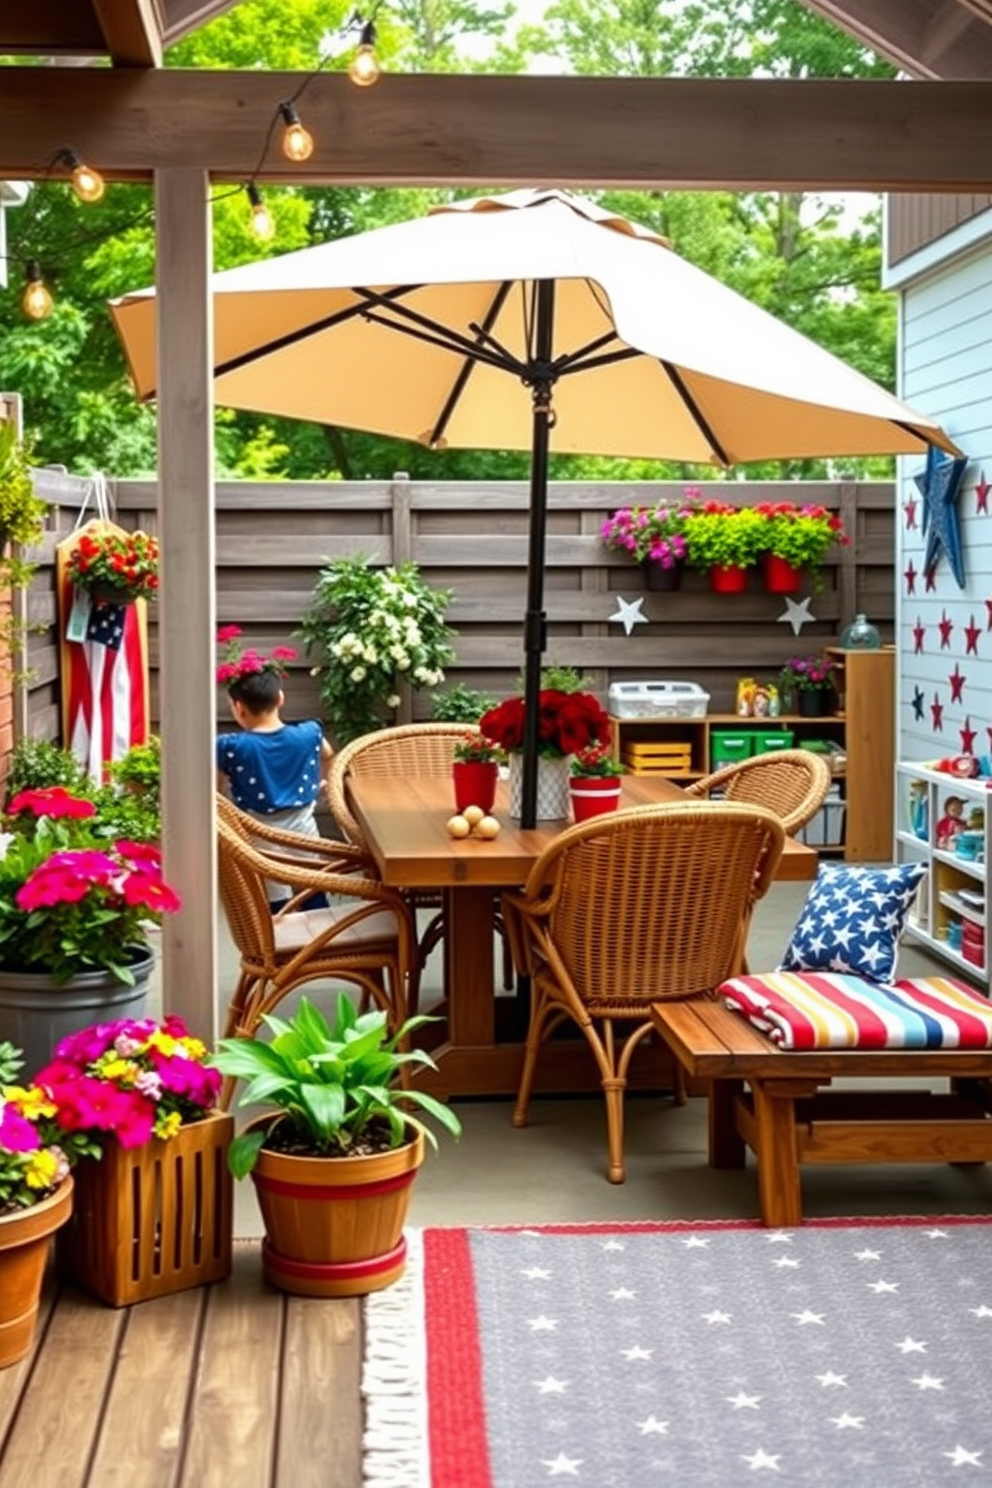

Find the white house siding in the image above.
[{"left": 896, "top": 232, "right": 992, "bottom": 773}]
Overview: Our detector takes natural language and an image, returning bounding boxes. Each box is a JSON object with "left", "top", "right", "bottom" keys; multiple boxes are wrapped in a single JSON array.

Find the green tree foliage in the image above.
[{"left": 0, "top": 0, "right": 900, "bottom": 484}]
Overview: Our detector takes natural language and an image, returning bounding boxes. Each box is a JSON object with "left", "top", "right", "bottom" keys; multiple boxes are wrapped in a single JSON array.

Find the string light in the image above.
[
  {"left": 55, "top": 148, "right": 105, "bottom": 204},
  {"left": 245, "top": 183, "right": 276, "bottom": 241},
  {"left": 348, "top": 19, "right": 381, "bottom": 86},
  {"left": 22, "top": 260, "right": 53, "bottom": 320},
  {"left": 278, "top": 102, "right": 314, "bottom": 162}
]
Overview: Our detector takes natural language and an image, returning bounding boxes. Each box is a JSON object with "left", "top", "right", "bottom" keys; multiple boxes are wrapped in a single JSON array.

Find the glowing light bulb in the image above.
[
  {"left": 70, "top": 160, "right": 105, "bottom": 203},
  {"left": 279, "top": 103, "right": 314, "bottom": 162},
  {"left": 22, "top": 261, "right": 53, "bottom": 320},
  {"left": 246, "top": 183, "right": 275, "bottom": 241},
  {"left": 348, "top": 22, "right": 380, "bottom": 86}
]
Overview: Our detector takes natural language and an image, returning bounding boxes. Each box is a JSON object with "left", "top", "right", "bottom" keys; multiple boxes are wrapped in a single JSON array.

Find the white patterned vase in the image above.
[{"left": 508, "top": 753, "right": 571, "bottom": 823}]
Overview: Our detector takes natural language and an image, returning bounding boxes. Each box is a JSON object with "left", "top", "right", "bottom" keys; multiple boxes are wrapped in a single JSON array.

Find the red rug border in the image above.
[{"left": 422, "top": 1215, "right": 992, "bottom": 1487}]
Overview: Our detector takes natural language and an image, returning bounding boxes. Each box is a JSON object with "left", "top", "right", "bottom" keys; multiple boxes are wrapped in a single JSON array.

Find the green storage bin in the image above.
[
  {"left": 753, "top": 730, "right": 794, "bottom": 754},
  {"left": 710, "top": 731, "right": 755, "bottom": 766}
]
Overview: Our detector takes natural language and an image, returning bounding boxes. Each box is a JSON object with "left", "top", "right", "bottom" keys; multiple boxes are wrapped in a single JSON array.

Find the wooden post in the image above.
[{"left": 155, "top": 168, "right": 218, "bottom": 1040}]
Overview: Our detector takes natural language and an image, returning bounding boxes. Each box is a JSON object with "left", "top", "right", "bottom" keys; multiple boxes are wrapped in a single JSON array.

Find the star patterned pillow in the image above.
[{"left": 779, "top": 861, "right": 928, "bottom": 983}]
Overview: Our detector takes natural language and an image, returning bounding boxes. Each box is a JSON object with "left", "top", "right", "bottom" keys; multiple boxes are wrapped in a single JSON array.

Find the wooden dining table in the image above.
[{"left": 346, "top": 773, "right": 817, "bottom": 1099}]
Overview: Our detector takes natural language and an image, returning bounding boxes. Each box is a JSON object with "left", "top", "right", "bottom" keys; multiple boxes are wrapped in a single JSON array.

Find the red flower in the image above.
[
  {"left": 7, "top": 786, "right": 97, "bottom": 820},
  {"left": 480, "top": 690, "right": 610, "bottom": 759}
]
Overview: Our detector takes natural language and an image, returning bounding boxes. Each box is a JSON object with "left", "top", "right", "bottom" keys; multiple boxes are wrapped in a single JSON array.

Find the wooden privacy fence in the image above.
[{"left": 20, "top": 474, "right": 896, "bottom": 750}]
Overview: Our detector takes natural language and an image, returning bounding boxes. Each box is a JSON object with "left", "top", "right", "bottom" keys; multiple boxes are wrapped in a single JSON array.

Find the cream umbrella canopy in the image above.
[{"left": 110, "top": 187, "right": 957, "bottom": 825}]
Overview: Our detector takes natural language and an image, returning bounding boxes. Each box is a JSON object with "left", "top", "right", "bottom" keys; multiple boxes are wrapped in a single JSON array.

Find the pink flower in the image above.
[
  {"left": 120, "top": 874, "right": 182, "bottom": 914},
  {"left": 7, "top": 787, "right": 97, "bottom": 820},
  {"left": 215, "top": 624, "right": 243, "bottom": 644},
  {"left": 0, "top": 1105, "right": 41, "bottom": 1152}
]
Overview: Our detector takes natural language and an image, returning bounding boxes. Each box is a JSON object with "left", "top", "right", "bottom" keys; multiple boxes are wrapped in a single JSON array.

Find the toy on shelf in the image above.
[
  {"left": 908, "top": 779, "right": 929, "bottom": 841},
  {"left": 935, "top": 795, "right": 966, "bottom": 849},
  {"left": 735, "top": 677, "right": 780, "bottom": 718}
]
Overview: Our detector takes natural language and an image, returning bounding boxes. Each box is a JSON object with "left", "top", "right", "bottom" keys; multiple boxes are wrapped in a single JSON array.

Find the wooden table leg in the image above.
[
  {"left": 708, "top": 1078, "right": 746, "bottom": 1168},
  {"left": 443, "top": 885, "right": 497, "bottom": 1047},
  {"left": 751, "top": 1080, "right": 803, "bottom": 1228}
]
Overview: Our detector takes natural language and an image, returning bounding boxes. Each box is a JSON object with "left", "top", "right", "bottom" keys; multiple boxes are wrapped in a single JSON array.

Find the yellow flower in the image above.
[
  {"left": 25, "top": 1147, "right": 58, "bottom": 1189},
  {"left": 101, "top": 1058, "right": 140, "bottom": 1085},
  {"left": 3, "top": 1083, "right": 56, "bottom": 1119},
  {"left": 155, "top": 1110, "right": 182, "bottom": 1140},
  {"left": 179, "top": 1036, "right": 206, "bottom": 1060},
  {"left": 147, "top": 1030, "right": 182, "bottom": 1058}
]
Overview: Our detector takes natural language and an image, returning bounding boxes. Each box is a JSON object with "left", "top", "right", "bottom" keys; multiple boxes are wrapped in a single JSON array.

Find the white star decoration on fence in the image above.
[
  {"left": 777, "top": 594, "right": 816, "bottom": 636},
  {"left": 608, "top": 595, "right": 648, "bottom": 635}
]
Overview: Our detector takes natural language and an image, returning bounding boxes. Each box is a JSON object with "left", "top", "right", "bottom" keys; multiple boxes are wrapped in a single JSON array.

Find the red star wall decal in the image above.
[
  {"left": 965, "top": 616, "right": 982, "bottom": 655},
  {"left": 938, "top": 610, "right": 954, "bottom": 648},
  {"left": 912, "top": 618, "right": 926, "bottom": 654},
  {"left": 904, "top": 559, "right": 917, "bottom": 595},
  {"left": 925, "top": 567, "right": 938, "bottom": 593},
  {"left": 949, "top": 664, "right": 966, "bottom": 702},
  {"left": 904, "top": 495, "right": 918, "bottom": 529},
  {"left": 961, "top": 717, "right": 977, "bottom": 754},
  {"left": 976, "top": 472, "right": 991, "bottom": 515},
  {"left": 931, "top": 695, "right": 944, "bottom": 731}
]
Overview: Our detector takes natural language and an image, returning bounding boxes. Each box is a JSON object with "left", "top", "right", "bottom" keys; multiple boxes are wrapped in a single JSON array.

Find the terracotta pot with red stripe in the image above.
[{"left": 247, "top": 1115, "right": 425, "bottom": 1298}]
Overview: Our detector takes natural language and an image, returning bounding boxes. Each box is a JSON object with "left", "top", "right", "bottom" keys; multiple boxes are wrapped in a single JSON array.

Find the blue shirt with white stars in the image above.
[{"left": 216, "top": 719, "right": 323, "bottom": 814}]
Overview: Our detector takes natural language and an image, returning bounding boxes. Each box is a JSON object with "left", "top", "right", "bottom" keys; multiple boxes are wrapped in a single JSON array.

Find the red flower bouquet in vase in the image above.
[
  {"left": 480, "top": 689, "right": 611, "bottom": 822},
  {"left": 451, "top": 733, "right": 505, "bottom": 815}
]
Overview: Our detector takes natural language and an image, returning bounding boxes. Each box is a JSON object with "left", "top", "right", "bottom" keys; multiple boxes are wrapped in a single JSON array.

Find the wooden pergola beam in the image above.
[{"left": 1, "top": 70, "right": 991, "bottom": 190}]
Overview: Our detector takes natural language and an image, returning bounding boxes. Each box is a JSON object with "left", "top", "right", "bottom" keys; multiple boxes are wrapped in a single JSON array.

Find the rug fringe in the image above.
[{"left": 361, "top": 1228, "right": 429, "bottom": 1487}]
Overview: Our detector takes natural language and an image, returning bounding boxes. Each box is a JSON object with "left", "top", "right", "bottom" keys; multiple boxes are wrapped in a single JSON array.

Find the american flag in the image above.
[{"left": 57, "top": 525, "right": 150, "bottom": 782}]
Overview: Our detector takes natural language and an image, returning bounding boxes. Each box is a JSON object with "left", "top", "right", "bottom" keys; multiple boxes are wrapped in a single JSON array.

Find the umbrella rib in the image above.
[
  {"left": 430, "top": 281, "right": 515, "bottom": 448},
  {"left": 356, "top": 288, "right": 526, "bottom": 377},
  {"left": 360, "top": 309, "right": 516, "bottom": 377},
  {"left": 661, "top": 361, "right": 731, "bottom": 468},
  {"left": 212, "top": 285, "right": 422, "bottom": 381}
]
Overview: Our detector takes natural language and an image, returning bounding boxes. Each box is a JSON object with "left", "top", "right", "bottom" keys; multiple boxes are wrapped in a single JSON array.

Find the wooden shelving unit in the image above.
[
  {"left": 895, "top": 760, "right": 989, "bottom": 985},
  {"left": 608, "top": 646, "right": 895, "bottom": 863}
]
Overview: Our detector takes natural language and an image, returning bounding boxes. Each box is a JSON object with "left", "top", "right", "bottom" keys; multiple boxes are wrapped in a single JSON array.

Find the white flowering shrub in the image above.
[{"left": 297, "top": 556, "right": 455, "bottom": 744}]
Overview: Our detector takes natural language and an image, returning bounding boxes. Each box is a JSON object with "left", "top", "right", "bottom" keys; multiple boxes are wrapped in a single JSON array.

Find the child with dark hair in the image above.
[{"left": 215, "top": 629, "right": 334, "bottom": 912}]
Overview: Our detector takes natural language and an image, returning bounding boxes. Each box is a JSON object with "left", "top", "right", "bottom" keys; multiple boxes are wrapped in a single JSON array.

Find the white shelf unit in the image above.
[{"left": 894, "top": 762, "right": 990, "bottom": 983}]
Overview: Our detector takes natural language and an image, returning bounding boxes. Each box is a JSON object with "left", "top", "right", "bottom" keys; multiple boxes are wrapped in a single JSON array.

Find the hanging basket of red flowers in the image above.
[{"left": 67, "top": 526, "right": 160, "bottom": 604}]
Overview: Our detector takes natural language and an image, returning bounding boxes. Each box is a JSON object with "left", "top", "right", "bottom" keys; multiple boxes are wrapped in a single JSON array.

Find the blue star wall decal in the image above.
[{"left": 915, "top": 446, "right": 969, "bottom": 589}]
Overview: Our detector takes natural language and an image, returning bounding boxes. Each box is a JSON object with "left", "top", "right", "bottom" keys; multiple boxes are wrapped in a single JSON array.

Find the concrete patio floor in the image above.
[{"left": 206, "top": 878, "right": 992, "bottom": 1236}]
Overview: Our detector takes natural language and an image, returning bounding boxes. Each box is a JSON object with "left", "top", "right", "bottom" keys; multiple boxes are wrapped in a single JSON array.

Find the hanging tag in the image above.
[{"left": 66, "top": 584, "right": 93, "bottom": 643}]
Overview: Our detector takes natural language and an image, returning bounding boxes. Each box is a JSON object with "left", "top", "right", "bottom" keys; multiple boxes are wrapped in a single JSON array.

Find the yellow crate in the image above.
[
  {"left": 623, "top": 740, "right": 693, "bottom": 759},
  {"left": 623, "top": 757, "right": 691, "bottom": 775}
]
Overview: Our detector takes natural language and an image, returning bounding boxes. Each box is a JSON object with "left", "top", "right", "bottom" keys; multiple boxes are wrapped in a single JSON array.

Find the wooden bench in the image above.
[{"left": 650, "top": 996, "right": 992, "bottom": 1227}]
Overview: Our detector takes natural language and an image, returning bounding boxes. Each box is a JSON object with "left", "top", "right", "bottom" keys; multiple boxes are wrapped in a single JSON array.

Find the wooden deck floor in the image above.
[{"left": 2, "top": 1244, "right": 364, "bottom": 1488}]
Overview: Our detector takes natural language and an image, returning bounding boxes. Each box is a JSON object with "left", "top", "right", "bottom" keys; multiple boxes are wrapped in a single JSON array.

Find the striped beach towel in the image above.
[{"left": 719, "top": 970, "right": 992, "bottom": 1050}]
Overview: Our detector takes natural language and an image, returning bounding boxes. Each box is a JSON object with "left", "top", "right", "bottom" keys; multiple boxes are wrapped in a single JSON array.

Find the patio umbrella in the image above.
[{"left": 109, "top": 187, "right": 958, "bottom": 826}]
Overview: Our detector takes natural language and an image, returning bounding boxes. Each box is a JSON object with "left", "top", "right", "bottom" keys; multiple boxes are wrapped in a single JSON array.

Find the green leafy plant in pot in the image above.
[{"left": 210, "top": 995, "right": 462, "bottom": 1297}]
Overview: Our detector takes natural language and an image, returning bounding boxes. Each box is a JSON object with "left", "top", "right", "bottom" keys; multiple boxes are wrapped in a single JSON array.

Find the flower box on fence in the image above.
[{"left": 57, "top": 1109, "right": 234, "bottom": 1307}]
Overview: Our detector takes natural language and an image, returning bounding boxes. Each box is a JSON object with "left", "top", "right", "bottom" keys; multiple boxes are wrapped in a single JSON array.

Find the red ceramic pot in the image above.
[
  {"left": 762, "top": 554, "right": 802, "bottom": 594},
  {"left": 570, "top": 776, "right": 622, "bottom": 823},
  {"left": 452, "top": 760, "right": 498, "bottom": 814},
  {"left": 708, "top": 564, "right": 748, "bottom": 594}
]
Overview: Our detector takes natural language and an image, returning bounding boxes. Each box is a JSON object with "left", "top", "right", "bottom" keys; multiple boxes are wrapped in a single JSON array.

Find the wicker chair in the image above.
[
  {"left": 682, "top": 748, "right": 832, "bottom": 836},
  {"left": 328, "top": 722, "right": 514, "bottom": 992},
  {"left": 502, "top": 802, "right": 785, "bottom": 1184},
  {"left": 215, "top": 806, "right": 417, "bottom": 1109}
]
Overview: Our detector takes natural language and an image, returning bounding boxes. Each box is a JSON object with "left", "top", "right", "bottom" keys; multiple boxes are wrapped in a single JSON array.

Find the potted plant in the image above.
[
  {"left": 452, "top": 731, "right": 505, "bottom": 814},
  {"left": 0, "top": 1040, "right": 97, "bottom": 1366},
  {"left": 600, "top": 490, "right": 701, "bottom": 591},
  {"left": 0, "top": 423, "right": 48, "bottom": 673},
  {"left": 569, "top": 743, "right": 624, "bottom": 821},
  {"left": 35, "top": 1015, "right": 232, "bottom": 1306},
  {"left": 66, "top": 526, "right": 160, "bottom": 604},
  {"left": 209, "top": 995, "right": 462, "bottom": 1297},
  {"left": 779, "top": 655, "right": 838, "bottom": 716},
  {"left": 480, "top": 688, "right": 612, "bottom": 822},
  {"left": 430, "top": 682, "right": 498, "bottom": 723},
  {"left": 683, "top": 502, "right": 767, "bottom": 592},
  {"left": 753, "top": 501, "right": 849, "bottom": 593},
  {"left": 297, "top": 555, "right": 455, "bottom": 745},
  {"left": 0, "top": 786, "right": 182, "bottom": 1074}
]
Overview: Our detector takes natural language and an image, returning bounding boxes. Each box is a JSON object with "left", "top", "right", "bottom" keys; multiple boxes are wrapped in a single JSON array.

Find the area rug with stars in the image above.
[{"left": 361, "top": 1219, "right": 992, "bottom": 1487}]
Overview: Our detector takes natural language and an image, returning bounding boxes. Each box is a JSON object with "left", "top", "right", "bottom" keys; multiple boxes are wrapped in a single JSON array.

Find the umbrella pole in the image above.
[{"left": 520, "top": 280, "right": 555, "bottom": 831}]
